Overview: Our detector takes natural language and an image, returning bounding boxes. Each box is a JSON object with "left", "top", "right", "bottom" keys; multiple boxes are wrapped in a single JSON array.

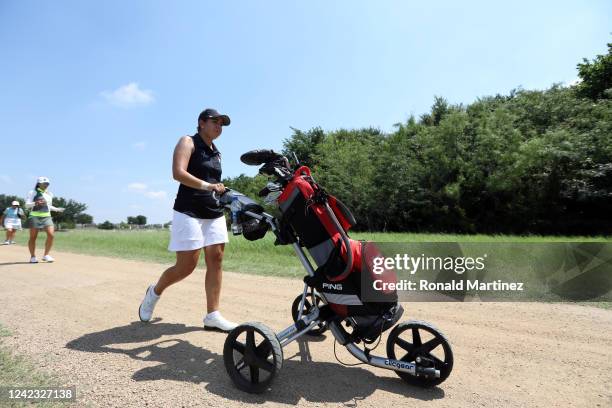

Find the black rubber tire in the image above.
[
  {"left": 291, "top": 292, "right": 328, "bottom": 336},
  {"left": 223, "top": 322, "right": 283, "bottom": 394},
  {"left": 386, "top": 320, "right": 453, "bottom": 387}
]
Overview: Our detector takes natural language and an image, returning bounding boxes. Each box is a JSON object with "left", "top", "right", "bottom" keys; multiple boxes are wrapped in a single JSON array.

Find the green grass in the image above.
[
  {"left": 0, "top": 324, "right": 72, "bottom": 407},
  {"left": 0, "top": 326, "right": 11, "bottom": 338},
  {"left": 13, "top": 229, "right": 306, "bottom": 277},
  {"left": 351, "top": 232, "right": 612, "bottom": 243},
  {"left": 10, "top": 228, "right": 611, "bottom": 279},
  {"left": 582, "top": 302, "right": 612, "bottom": 310},
  {"left": 11, "top": 228, "right": 610, "bottom": 308}
]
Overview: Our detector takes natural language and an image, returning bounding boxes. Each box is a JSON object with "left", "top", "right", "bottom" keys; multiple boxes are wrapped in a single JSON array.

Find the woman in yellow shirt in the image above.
[{"left": 25, "top": 176, "right": 64, "bottom": 263}]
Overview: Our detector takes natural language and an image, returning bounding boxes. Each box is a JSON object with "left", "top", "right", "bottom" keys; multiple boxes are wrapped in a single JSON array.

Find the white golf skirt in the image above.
[
  {"left": 3, "top": 219, "right": 22, "bottom": 230},
  {"left": 168, "top": 210, "right": 229, "bottom": 251}
]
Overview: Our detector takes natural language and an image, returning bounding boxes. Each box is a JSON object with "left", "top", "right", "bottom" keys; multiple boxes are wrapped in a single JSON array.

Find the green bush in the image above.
[{"left": 97, "top": 221, "right": 115, "bottom": 230}]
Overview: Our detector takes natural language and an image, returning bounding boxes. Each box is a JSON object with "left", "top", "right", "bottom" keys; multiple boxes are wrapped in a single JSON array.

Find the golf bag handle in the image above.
[
  {"left": 323, "top": 202, "right": 353, "bottom": 281},
  {"left": 295, "top": 165, "right": 311, "bottom": 176}
]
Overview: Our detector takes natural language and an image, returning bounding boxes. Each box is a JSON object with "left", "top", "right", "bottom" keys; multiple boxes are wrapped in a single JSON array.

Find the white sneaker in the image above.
[
  {"left": 42, "top": 255, "right": 55, "bottom": 262},
  {"left": 3, "top": 240, "right": 9, "bottom": 245},
  {"left": 138, "top": 285, "right": 160, "bottom": 322},
  {"left": 30, "top": 256, "right": 38, "bottom": 263},
  {"left": 203, "top": 311, "right": 238, "bottom": 332},
  {"left": 10, "top": 241, "right": 16, "bottom": 244}
]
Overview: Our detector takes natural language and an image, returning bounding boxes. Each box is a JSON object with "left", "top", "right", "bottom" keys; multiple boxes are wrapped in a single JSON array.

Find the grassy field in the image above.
[
  {"left": 4, "top": 228, "right": 611, "bottom": 311},
  {"left": 8, "top": 228, "right": 612, "bottom": 278},
  {"left": 0, "top": 324, "right": 71, "bottom": 407}
]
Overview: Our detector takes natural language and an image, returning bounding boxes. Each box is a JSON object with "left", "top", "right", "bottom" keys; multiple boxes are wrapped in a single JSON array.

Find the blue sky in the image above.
[{"left": 1, "top": 0, "right": 610, "bottom": 224}]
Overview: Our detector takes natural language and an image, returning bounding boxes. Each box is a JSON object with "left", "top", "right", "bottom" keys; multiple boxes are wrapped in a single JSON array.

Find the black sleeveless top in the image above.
[{"left": 173, "top": 134, "right": 224, "bottom": 219}]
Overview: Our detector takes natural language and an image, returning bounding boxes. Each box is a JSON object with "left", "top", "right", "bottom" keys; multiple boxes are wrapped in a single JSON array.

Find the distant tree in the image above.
[
  {"left": 97, "top": 220, "right": 115, "bottom": 230},
  {"left": 136, "top": 215, "right": 147, "bottom": 225},
  {"left": 282, "top": 127, "right": 326, "bottom": 168},
  {"left": 127, "top": 216, "right": 137, "bottom": 225},
  {"left": 50, "top": 197, "right": 88, "bottom": 229},
  {"left": 52, "top": 197, "right": 85, "bottom": 217},
  {"left": 576, "top": 42, "right": 612, "bottom": 100},
  {"left": 419, "top": 96, "right": 461, "bottom": 126},
  {"left": 223, "top": 174, "right": 269, "bottom": 204},
  {"left": 314, "top": 128, "right": 384, "bottom": 230},
  {"left": 75, "top": 213, "right": 93, "bottom": 224}
]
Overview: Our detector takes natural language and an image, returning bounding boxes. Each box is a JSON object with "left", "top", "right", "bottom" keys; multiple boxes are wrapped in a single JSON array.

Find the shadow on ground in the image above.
[
  {"left": 66, "top": 320, "right": 444, "bottom": 404},
  {"left": 0, "top": 262, "right": 36, "bottom": 266}
]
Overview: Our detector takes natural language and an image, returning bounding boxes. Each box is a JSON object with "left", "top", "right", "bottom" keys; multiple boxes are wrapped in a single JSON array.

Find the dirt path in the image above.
[{"left": 0, "top": 244, "right": 610, "bottom": 407}]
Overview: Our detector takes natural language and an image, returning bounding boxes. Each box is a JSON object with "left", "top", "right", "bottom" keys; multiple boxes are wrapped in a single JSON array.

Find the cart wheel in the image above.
[
  {"left": 291, "top": 292, "right": 328, "bottom": 336},
  {"left": 223, "top": 322, "right": 283, "bottom": 394},
  {"left": 386, "top": 320, "right": 453, "bottom": 387}
]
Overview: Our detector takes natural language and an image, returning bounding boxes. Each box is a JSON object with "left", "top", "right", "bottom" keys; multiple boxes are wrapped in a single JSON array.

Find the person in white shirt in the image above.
[
  {"left": 1, "top": 201, "right": 25, "bottom": 245},
  {"left": 25, "top": 176, "right": 64, "bottom": 263}
]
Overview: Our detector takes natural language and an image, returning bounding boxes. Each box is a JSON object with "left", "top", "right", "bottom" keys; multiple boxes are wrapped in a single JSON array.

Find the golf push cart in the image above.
[{"left": 218, "top": 149, "right": 453, "bottom": 394}]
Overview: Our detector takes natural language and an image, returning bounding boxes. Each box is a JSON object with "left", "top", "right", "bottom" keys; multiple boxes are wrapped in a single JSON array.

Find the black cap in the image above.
[{"left": 198, "top": 108, "right": 231, "bottom": 126}]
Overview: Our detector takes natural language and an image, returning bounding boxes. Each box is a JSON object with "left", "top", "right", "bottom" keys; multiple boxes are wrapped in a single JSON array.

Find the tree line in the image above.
[
  {"left": 97, "top": 215, "right": 150, "bottom": 230},
  {"left": 224, "top": 44, "right": 611, "bottom": 235}
]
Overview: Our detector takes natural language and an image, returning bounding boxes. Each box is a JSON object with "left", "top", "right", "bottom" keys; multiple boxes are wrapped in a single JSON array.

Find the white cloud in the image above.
[
  {"left": 144, "top": 190, "right": 168, "bottom": 199},
  {"left": 101, "top": 82, "right": 155, "bottom": 108},
  {"left": 127, "top": 182, "right": 167, "bottom": 200},
  {"left": 0, "top": 175, "right": 13, "bottom": 184},
  {"left": 132, "top": 141, "right": 147, "bottom": 151},
  {"left": 128, "top": 182, "right": 148, "bottom": 191}
]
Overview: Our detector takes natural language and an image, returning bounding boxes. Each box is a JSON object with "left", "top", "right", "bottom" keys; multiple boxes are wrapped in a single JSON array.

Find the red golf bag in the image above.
[{"left": 276, "top": 166, "right": 402, "bottom": 340}]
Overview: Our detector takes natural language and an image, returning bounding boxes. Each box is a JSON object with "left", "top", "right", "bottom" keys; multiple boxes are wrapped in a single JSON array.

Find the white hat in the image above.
[
  {"left": 37, "top": 176, "right": 50, "bottom": 184},
  {"left": 11, "top": 201, "right": 20, "bottom": 206}
]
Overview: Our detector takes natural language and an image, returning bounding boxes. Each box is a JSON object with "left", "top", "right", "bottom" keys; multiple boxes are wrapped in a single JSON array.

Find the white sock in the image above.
[
  {"left": 206, "top": 310, "right": 221, "bottom": 319},
  {"left": 150, "top": 285, "right": 160, "bottom": 299}
]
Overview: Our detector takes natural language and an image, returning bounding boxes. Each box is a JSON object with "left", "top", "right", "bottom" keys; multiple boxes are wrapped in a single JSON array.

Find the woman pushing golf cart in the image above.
[{"left": 139, "top": 108, "right": 238, "bottom": 332}]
